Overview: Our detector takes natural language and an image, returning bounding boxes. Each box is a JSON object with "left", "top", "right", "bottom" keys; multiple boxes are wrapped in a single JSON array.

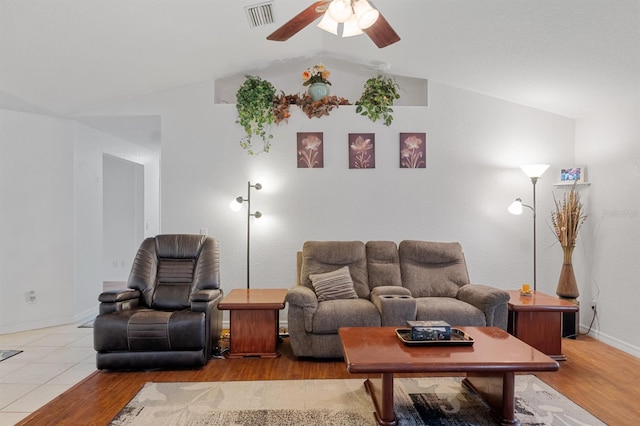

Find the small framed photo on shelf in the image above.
[{"left": 560, "top": 166, "right": 586, "bottom": 183}]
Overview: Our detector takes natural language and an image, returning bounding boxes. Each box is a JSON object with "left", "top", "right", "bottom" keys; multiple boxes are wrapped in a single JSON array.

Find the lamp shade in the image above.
[
  {"left": 317, "top": 12, "right": 339, "bottom": 35},
  {"left": 508, "top": 199, "right": 524, "bottom": 215},
  {"left": 520, "top": 164, "right": 550, "bottom": 178},
  {"left": 327, "top": 0, "right": 353, "bottom": 23},
  {"left": 353, "top": 0, "right": 379, "bottom": 29},
  {"left": 229, "top": 197, "right": 243, "bottom": 212},
  {"left": 342, "top": 14, "right": 363, "bottom": 37}
]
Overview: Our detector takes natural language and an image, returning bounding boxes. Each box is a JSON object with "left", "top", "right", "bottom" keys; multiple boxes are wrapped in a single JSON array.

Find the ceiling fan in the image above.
[{"left": 267, "top": 0, "right": 400, "bottom": 48}]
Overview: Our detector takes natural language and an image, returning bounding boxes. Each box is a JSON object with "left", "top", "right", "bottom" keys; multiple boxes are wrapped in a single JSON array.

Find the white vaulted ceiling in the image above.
[{"left": 1, "top": 0, "right": 638, "bottom": 119}]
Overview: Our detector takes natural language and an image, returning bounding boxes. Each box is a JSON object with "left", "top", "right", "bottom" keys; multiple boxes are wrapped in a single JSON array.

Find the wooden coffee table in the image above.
[
  {"left": 218, "top": 288, "right": 287, "bottom": 358},
  {"left": 339, "top": 326, "right": 559, "bottom": 426},
  {"left": 507, "top": 290, "right": 579, "bottom": 361}
]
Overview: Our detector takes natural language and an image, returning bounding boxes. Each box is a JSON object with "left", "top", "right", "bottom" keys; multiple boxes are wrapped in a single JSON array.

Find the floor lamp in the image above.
[
  {"left": 230, "top": 181, "right": 262, "bottom": 289},
  {"left": 508, "top": 164, "right": 549, "bottom": 291}
]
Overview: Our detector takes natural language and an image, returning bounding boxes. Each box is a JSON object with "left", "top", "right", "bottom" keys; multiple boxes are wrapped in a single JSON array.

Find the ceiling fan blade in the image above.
[
  {"left": 363, "top": 12, "right": 400, "bottom": 48},
  {"left": 267, "top": 1, "right": 330, "bottom": 42}
]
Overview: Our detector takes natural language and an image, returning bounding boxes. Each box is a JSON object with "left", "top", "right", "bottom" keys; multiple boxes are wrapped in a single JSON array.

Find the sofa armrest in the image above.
[
  {"left": 371, "top": 288, "right": 416, "bottom": 326},
  {"left": 98, "top": 289, "right": 141, "bottom": 314},
  {"left": 286, "top": 286, "right": 318, "bottom": 333},
  {"left": 286, "top": 286, "right": 318, "bottom": 309},
  {"left": 191, "top": 289, "right": 223, "bottom": 311},
  {"left": 457, "top": 284, "right": 510, "bottom": 329}
]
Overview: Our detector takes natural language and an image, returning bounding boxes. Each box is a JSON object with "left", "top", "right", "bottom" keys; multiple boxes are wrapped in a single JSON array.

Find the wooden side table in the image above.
[
  {"left": 218, "top": 288, "right": 287, "bottom": 358},
  {"left": 507, "top": 290, "right": 579, "bottom": 361}
]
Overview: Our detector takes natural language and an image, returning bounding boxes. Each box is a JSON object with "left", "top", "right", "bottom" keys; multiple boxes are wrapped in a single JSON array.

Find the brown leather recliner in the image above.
[{"left": 93, "top": 234, "right": 223, "bottom": 370}]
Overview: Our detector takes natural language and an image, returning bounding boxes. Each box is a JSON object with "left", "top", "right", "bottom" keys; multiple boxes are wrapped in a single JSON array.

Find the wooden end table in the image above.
[
  {"left": 507, "top": 290, "right": 579, "bottom": 361},
  {"left": 339, "top": 326, "right": 558, "bottom": 426},
  {"left": 218, "top": 288, "right": 287, "bottom": 358}
]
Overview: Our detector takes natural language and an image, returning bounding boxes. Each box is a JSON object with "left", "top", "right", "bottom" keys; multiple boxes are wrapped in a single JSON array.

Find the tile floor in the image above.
[{"left": 0, "top": 324, "right": 96, "bottom": 425}]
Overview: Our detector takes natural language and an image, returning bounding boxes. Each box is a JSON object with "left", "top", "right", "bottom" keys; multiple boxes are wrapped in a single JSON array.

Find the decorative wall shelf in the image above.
[{"left": 553, "top": 182, "right": 591, "bottom": 188}]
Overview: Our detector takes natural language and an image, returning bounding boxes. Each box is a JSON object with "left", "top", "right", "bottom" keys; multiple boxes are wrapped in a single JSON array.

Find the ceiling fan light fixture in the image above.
[
  {"left": 342, "top": 14, "right": 363, "bottom": 37},
  {"left": 327, "top": 0, "right": 353, "bottom": 23},
  {"left": 353, "top": 0, "right": 379, "bottom": 29},
  {"left": 317, "top": 12, "right": 339, "bottom": 35}
]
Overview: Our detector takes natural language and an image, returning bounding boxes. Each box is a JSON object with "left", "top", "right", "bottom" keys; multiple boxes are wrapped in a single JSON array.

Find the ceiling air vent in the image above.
[{"left": 245, "top": 2, "right": 275, "bottom": 28}]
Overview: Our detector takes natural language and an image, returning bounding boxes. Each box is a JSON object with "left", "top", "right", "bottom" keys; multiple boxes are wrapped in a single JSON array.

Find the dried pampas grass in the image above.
[{"left": 551, "top": 184, "right": 587, "bottom": 247}]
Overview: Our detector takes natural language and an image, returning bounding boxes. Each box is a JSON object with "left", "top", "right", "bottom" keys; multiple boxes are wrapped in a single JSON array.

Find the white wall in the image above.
[
  {"left": 0, "top": 107, "right": 160, "bottom": 333},
  {"left": 0, "top": 109, "right": 75, "bottom": 331},
  {"left": 166, "top": 80, "right": 575, "bottom": 298},
  {"left": 9, "top": 72, "right": 637, "bottom": 357},
  {"left": 575, "top": 98, "right": 640, "bottom": 356},
  {"left": 85, "top": 78, "right": 585, "bottom": 336}
]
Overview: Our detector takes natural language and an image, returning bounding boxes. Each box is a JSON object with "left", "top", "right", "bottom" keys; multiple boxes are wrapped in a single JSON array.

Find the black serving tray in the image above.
[{"left": 395, "top": 328, "right": 474, "bottom": 346}]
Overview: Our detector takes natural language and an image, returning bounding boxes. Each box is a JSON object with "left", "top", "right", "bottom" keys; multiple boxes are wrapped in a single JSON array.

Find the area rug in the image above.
[
  {"left": 0, "top": 350, "right": 22, "bottom": 362},
  {"left": 110, "top": 375, "right": 604, "bottom": 426}
]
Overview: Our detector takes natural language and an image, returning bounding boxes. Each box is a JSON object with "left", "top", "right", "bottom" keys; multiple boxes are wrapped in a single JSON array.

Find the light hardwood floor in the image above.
[{"left": 17, "top": 333, "right": 640, "bottom": 426}]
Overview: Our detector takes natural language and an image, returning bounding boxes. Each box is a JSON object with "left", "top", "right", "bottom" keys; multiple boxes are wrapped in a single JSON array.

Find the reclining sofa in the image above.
[
  {"left": 286, "top": 240, "right": 510, "bottom": 358},
  {"left": 93, "top": 234, "right": 223, "bottom": 370}
]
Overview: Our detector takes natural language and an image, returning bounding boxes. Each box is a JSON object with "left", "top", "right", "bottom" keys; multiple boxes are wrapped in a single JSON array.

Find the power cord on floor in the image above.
[
  {"left": 582, "top": 306, "right": 598, "bottom": 335},
  {"left": 561, "top": 306, "right": 598, "bottom": 340},
  {"left": 564, "top": 307, "right": 598, "bottom": 339}
]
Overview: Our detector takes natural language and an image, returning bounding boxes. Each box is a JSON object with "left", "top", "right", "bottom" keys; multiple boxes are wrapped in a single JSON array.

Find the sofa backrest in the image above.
[
  {"left": 297, "top": 240, "right": 471, "bottom": 299},
  {"left": 128, "top": 234, "right": 220, "bottom": 310},
  {"left": 299, "top": 241, "right": 370, "bottom": 299},
  {"left": 398, "top": 240, "right": 470, "bottom": 297},
  {"left": 366, "top": 241, "right": 402, "bottom": 288}
]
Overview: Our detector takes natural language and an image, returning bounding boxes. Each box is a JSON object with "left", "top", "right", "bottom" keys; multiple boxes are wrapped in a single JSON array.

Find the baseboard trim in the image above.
[
  {"left": 0, "top": 315, "right": 75, "bottom": 335},
  {"left": 580, "top": 324, "right": 640, "bottom": 358}
]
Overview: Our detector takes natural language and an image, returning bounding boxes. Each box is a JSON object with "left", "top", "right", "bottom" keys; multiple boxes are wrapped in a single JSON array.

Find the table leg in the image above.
[
  {"left": 463, "top": 372, "right": 519, "bottom": 425},
  {"left": 364, "top": 374, "right": 396, "bottom": 426}
]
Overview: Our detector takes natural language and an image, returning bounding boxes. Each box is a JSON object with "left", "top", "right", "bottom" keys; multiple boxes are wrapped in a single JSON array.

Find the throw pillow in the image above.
[{"left": 309, "top": 266, "right": 359, "bottom": 302}]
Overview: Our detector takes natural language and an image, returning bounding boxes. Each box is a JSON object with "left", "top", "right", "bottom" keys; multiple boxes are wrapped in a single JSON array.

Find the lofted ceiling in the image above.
[{"left": 1, "top": 0, "right": 638, "bottom": 123}]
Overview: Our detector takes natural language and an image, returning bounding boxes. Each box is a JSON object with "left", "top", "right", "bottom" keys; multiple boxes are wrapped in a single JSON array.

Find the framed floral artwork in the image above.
[
  {"left": 297, "top": 132, "right": 324, "bottom": 168},
  {"left": 399, "top": 133, "right": 426, "bottom": 168},
  {"left": 349, "top": 133, "right": 375, "bottom": 169}
]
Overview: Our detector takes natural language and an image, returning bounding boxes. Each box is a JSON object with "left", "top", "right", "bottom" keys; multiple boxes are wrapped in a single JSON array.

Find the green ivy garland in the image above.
[
  {"left": 355, "top": 75, "right": 400, "bottom": 126},
  {"left": 235, "top": 75, "right": 276, "bottom": 155}
]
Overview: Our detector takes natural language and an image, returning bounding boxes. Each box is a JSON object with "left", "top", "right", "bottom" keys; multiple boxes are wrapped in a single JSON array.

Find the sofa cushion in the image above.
[
  {"left": 309, "top": 266, "right": 359, "bottom": 302},
  {"left": 300, "top": 241, "right": 370, "bottom": 298},
  {"left": 311, "top": 298, "right": 381, "bottom": 333},
  {"left": 399, "top": 240, "right": 470, "bottom": 297},
  {"left": 366, "top": 241, "right": 402, "bottom": 288},
  {"left": 415, "top": 297, "right": 486, "bottom": 326},
  {"left": 94, "top": 309, "right": 206, "bottom": 352}
]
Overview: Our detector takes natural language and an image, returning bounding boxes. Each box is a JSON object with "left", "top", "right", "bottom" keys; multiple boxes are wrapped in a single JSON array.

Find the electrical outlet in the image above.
[{"left": 25, "top": 290, "right": 36, "bottom": 303}]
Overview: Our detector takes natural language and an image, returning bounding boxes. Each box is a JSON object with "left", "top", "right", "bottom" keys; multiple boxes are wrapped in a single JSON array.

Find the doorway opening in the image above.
[{"left": 103, "top": 154, "right": 144, "bottom": 292}]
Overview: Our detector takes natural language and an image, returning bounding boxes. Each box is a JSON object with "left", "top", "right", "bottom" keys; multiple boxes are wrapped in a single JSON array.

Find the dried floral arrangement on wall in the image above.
[{"left": 235, "top": 65, "right": 401, "bottom": 155}]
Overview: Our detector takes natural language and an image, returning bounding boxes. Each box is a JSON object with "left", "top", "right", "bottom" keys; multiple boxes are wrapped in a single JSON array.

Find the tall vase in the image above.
[
  {"left": 308, "top": 83, "right": 330, "bottom": 101},
  {"left": 556, "top": 245, "right": 579, "bottom": 300}
]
